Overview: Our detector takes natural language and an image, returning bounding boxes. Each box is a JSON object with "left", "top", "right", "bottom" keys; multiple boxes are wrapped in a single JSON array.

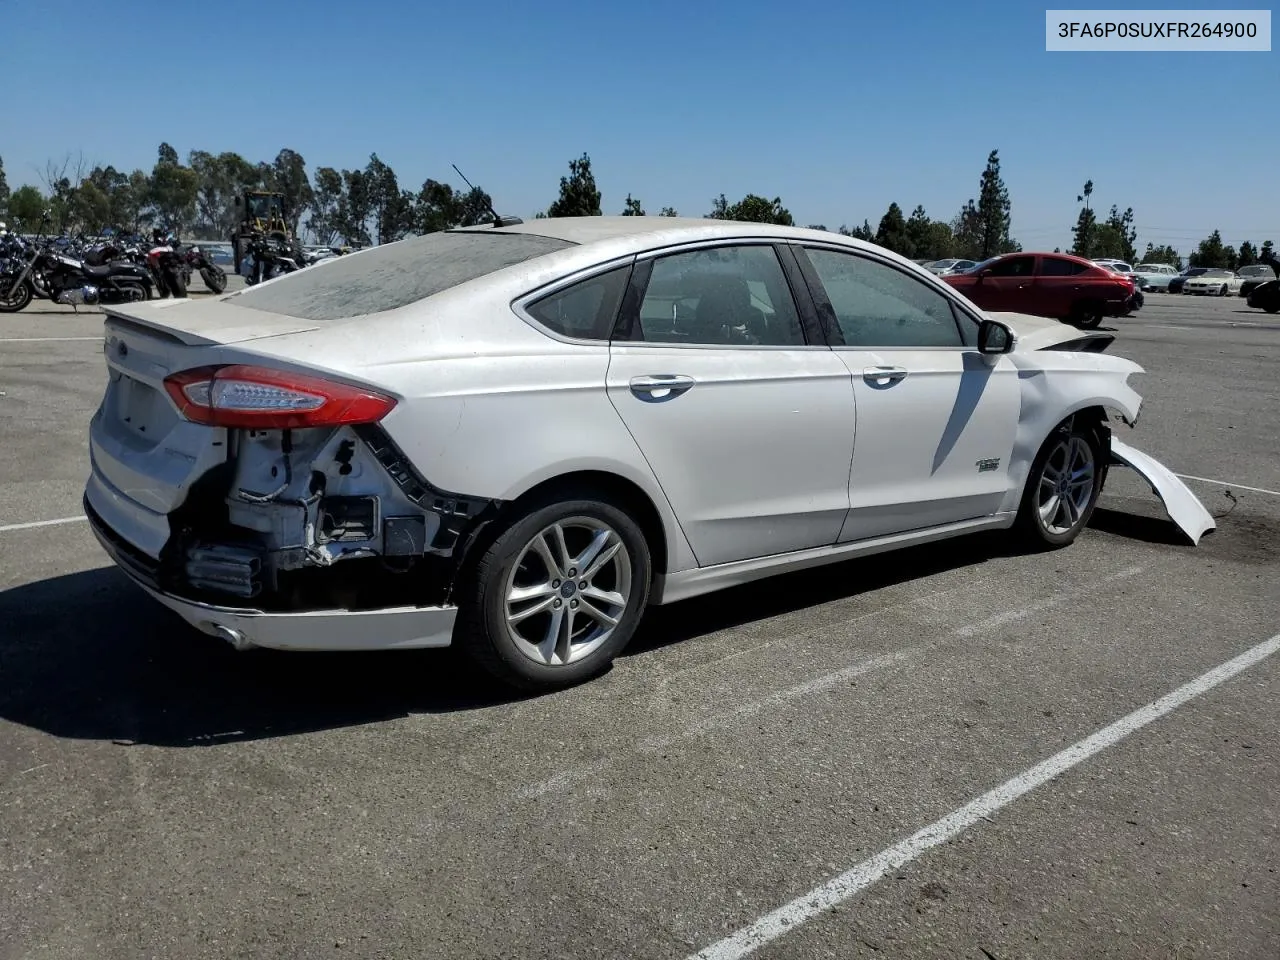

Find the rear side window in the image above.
[
  {"left": 227, "top": 231, "right": 575, "bottom": 321},
  {"left": 525, "top": 265, "right": 630, "bottom": 340},
  {"left": 1039, "top": 257, "right": 1088, "bottom": 276}
]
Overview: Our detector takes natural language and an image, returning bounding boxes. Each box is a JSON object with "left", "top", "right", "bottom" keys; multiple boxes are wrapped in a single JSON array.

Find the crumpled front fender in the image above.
[{"left": 1108, "top": 437, "right": 1216, "bottom": 545}]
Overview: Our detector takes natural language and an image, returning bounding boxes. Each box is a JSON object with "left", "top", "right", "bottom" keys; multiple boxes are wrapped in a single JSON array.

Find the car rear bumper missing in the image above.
[{"left": 85, "top": 494, "right": 459, "bottom": 651}]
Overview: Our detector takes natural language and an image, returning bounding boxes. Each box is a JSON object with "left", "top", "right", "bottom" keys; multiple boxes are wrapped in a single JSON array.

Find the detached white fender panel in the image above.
[{"left": 1109, "top": 437, "right": 1216, "bottom": 545}]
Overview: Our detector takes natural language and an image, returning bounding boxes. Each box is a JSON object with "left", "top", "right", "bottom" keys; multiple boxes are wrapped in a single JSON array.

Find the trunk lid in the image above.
[
  {"left": 89, "top": 296, "right": 324, "bottom": 556},
  {"left": 88, "top": 298, "right": 377, "bottom": 559},
  {"left": 88, "top": 313, "right": 237, "bottom": 557},
  {"left": 100, "top": 295, "right": 321, "bottom": 345}
]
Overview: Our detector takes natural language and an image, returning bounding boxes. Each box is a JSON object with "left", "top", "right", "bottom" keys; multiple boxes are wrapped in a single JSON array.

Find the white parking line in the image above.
[
  {"left": 0, "top": 337, "right": 103, "bottom": 343},
  {"left": 1176, "top": 474, "right": 1280, "bottom": 498},
  {"left": 0, "top": 515, "right": 87, "bottom": 534},
  {"left": 518, "top": 564, "right": 1149, "bottom": 800},
  {"left": 689, "top": 629, "right": 1280, "bottom": 960}
]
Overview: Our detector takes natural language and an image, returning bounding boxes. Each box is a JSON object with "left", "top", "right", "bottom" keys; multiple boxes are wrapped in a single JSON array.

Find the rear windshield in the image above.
[{"left": 226, "top": 230, "right": 575, "bottom": 321}]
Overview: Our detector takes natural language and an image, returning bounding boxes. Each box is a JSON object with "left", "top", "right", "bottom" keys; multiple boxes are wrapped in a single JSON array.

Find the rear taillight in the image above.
[{"left": 163, "top": 364, "right": 397, "bottom": 429}]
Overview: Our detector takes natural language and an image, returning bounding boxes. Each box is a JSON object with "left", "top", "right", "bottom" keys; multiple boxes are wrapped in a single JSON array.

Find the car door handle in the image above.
[
  {"left": 863, "top": 365, "right": 907, "bottom": 385},
  {"left": 629, "top": 374, "right": 696, "bottom": 401}
]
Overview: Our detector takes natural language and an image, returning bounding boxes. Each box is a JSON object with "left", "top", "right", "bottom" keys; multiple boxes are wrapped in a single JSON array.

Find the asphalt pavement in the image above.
[{"left": 1, "top": 288, "right": 1277, "bottom": 959}]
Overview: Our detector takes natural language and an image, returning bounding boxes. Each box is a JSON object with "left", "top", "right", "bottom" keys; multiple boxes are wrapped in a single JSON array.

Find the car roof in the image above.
[
  {"left": 1030, "top": 251, "right": 1097, "bottom": 267},
  {"left": 455, "top": 215, "right": 864, "bottom": 251}
]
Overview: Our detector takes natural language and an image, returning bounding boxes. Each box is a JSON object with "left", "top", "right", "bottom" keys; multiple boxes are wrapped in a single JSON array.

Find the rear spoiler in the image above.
[{"left": 101, "top": 296, "right": 320, "bottom": 346}]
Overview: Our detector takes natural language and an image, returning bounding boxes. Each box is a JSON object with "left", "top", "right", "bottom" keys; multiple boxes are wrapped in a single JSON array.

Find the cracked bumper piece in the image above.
[
  {"left": 1108, "top": 437, "right": 1216, "bottom": 546},
  {"left": 143, "top": 588, "right": 459, "bottom": 651},
  {"left": 86, "top": 496, "right": 458, "bottom": 651}
]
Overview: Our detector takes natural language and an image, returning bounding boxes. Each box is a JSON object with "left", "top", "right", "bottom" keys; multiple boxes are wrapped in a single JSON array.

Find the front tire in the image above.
[
  {"left": 1014, "top": 417, "right": 1106, "bottom": 549},
  {"left": 458, "top": 496, "right": 652, "bottom": 691},
  {"left": 0, "top": 277, "right": 33, "bottom": 312},
  {"left": 201, "top": 265, "right": 227, "bottom": 294}
]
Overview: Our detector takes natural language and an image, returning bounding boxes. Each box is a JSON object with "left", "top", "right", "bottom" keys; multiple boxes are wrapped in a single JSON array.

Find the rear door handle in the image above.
[
  {"left": 630, "top": 374, "right": 696, "bottom": 401},
  {"left": 863, "top": 365, "right": 907, "bottom": 385}
]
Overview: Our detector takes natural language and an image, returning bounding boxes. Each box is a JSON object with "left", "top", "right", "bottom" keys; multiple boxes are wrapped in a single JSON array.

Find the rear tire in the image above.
[
  {"left": 0, "top": 278, "right": 33, "bottom": 312},
  {"left": 1014, "top": 417, "right": 1106, "bottom": 550},
  {"left": 117, "top": 281, "right": 148, "bottom": 302},
  {"left": 164, "top": 266, "right": 187, "bottom": 299},
  {"left": 1071, "top": 302, "right": 1103, "bottom": 329},
  {"left": 457, "top": 494, "right": 652, "bottom": 691}
]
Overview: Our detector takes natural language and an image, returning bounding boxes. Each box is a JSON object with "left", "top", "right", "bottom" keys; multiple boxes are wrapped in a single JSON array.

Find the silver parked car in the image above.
[{"left": 84, "top": 218, "right": 1214, "bottom": 690}]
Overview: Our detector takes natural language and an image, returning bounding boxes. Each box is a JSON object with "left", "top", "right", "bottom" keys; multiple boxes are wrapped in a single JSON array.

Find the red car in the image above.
[{"left": 942, "top": 252, "right": 1137, "bottom": 329}]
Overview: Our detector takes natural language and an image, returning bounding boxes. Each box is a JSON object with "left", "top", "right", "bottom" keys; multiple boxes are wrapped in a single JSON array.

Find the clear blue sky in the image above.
[{"left": 4, "top": 0, "right": 1276, "bottom": 254}]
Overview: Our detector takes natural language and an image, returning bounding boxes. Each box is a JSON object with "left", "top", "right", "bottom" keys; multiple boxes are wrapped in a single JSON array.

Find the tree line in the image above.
[{"left": 0, "top": 147, "right": 1268, "bottom": 269}]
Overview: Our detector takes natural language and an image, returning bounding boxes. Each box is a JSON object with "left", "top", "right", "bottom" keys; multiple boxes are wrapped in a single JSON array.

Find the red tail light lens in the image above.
[{"left": 163, "top": 364, "right": 397, "bottom": 428}]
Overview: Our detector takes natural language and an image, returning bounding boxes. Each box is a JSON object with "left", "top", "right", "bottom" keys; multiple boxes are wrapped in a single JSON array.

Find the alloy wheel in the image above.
[
  {"left": 503, "top": 518, "right": 632, "bottom": 667},
  {"left": 1037, "top": 435, "right": 1096, "bottom": 535}
]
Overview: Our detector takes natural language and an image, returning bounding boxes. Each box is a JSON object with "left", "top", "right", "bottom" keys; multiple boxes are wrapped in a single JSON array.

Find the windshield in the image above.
[
  {"left": 1200, "top": 269, "right": 1233, "bottom": 277},
  {"left": 1238, "top": 265, "right": 1271, "bottom": 277},
  {"left": 963, "top": 257, "right": 1001, "bottom": 273},
  {"left": 226, "top": 230, "right": 576, "bottom": 321},
  {"left": 247, "top": 195, "right": 282, "bottom": 220}
]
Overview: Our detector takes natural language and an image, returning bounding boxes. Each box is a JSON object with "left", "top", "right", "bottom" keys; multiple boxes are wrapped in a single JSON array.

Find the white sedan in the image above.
[
  {"left": 1183, "top": 268, "right": 1244, "bottom": 296},
  {"left": 84, "top": 218, "right": 1214, "bottom": 690}
]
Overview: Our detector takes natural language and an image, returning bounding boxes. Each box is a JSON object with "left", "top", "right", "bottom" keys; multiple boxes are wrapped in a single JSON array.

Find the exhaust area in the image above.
[{"left": 210, "top": 624, "right": 256, "bottom": 651}]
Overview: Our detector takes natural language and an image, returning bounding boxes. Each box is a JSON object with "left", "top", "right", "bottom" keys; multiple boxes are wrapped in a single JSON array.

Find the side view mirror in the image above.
[{"left": 977, "top": 318, "right": 1014, "bottom": 354}]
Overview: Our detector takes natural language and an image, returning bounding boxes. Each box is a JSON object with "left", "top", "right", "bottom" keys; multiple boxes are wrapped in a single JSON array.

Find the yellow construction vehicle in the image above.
[{"left": 230, "top": 190, "right": 294, "bottom": 268}]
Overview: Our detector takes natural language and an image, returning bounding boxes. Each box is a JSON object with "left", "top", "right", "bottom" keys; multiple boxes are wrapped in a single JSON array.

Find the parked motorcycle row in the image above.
[{"left": 0, "top": 221, "right": 228, "bottom": 314}]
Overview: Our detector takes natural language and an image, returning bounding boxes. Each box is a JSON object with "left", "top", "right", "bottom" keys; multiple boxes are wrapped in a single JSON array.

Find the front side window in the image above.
[
  {"left": 804, "top": 248, "right": 963, "bottom": 347},
  {"left": 986, "top": 255, "right": 1036, "bottom": 277},
  {"left": 633, "top": 245, "right": 805, "bottom": 346},
  {"left": 525, "top": 264, "right": 630, "bottom": 340}
]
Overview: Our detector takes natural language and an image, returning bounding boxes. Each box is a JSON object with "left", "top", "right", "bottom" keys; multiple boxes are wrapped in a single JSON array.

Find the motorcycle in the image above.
[
  {"left": 181, "top": 243, "right": 228, "bottom": 293},
  {"left": 146, "top": 235, "right": 189, "bottom": 298},
  {"left": 0, "top": 236, "right": 35, "bottom": 312},
  {"left": 1, "top": 240, "right": 154, "bottom": 312},
  {"left": 244, "top": 231, "right": 301, "bottom": 286}
]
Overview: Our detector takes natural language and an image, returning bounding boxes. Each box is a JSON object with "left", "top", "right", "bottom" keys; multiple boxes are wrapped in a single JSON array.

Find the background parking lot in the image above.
[{"left": 1, "top": 290, "right": 1277, "bottom": 959}]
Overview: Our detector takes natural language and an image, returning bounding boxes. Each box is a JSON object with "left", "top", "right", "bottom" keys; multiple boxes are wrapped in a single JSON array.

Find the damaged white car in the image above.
[{"left": 85, "top": 218, "right": 1215, "bottom": 690}]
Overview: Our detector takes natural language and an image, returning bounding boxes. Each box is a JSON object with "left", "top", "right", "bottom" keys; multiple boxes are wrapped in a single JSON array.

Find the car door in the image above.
[
  {"left": 1032, "top": 254, "right": 1091, "bottom": 316},
  {"left": 605, "top": 241, "right": 856, "bottom": 568},
  {"left": 792, "top": 244, "right": 1021, "bottom": 542},
  {"left": 971, "top": 254, "right": 1037, "bottom": 312}
]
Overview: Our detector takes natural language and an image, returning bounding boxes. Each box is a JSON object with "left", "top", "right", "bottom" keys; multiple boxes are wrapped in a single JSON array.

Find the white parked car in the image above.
[
  {"left": 1183, "top": 268, "right": 1243, "bottom": 296},
  {"left": 1132, "top": 262, "right": 1180, "bottom": 291},
  {"left": 1093, "top": 259, "right": 1133, "bottom": 273},
  {"left": 83, "top": 218, "right": 1214, "bottom": 690},
  {"left": 925, "top": 258, "right": 978, "bottom": 276}
]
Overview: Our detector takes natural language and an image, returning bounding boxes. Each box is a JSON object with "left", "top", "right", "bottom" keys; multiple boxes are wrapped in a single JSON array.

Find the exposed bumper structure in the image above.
[
  {"left": 85, "top": 494, "right": 458, "bottom": 651},
  {"left": 1108, "top": 437, "right": 1217, "bottom": 545}
]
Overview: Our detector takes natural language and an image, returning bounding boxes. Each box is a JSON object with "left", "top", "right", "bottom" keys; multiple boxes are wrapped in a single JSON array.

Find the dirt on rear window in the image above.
[{"left": 226, "top": 231, "right": 576, "bottom": 321}]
